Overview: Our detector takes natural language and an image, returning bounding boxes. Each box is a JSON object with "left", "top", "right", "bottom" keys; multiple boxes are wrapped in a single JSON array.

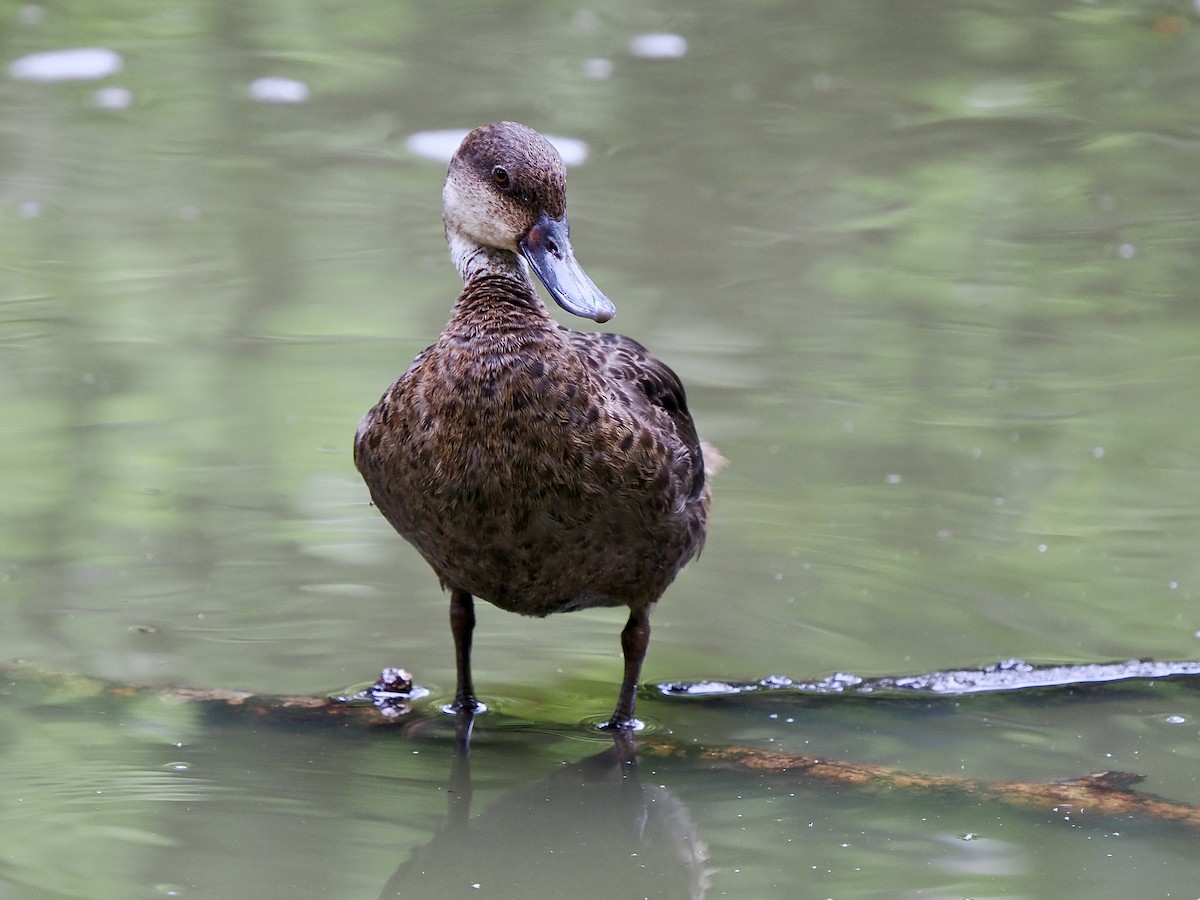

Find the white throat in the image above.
[{"left": 446, "top": 229, "right": 533, "bottom": 287}]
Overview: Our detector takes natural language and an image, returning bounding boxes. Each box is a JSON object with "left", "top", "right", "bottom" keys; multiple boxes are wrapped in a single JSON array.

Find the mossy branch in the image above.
[{"left": 4, "top": 658, "right": 1199, "bottom": 829}]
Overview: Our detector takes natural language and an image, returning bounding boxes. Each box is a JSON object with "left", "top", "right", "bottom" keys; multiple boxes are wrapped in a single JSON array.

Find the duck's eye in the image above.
[{"left": 491, "top": 166, "right": 510, "bottom": 188}]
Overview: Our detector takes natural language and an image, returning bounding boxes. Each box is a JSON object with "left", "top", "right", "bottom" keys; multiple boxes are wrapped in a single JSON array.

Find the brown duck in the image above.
[{"left": 354, "top": 122, "right": 713, "bottom": 731}]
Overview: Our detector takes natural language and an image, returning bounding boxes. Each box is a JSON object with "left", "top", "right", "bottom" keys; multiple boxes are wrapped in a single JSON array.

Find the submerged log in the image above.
[
  {"left": 4, "top": 658, "right": 1200, "bottom": 829},
  {"left": 637, "top": 741, "right": 1200, "bottom": 828},
  {"left": 656, "top": 656, "right": 1200, "bottom": 700}
]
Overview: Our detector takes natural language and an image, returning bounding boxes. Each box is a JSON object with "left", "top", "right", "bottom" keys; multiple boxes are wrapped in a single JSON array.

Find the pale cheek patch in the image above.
[{"left": 444, "top": 176, "right": 521, "bottom": 252}]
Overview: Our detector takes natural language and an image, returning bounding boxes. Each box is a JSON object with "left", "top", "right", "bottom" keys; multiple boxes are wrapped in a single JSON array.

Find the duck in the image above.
[{"left": 354, "top": 121, "right": 713, "bottom": 732}]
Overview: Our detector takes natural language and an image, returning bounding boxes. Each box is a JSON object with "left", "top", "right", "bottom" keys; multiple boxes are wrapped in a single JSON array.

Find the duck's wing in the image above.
[{"left": 567, "top": 330, "right": 706, "bottom": 502}]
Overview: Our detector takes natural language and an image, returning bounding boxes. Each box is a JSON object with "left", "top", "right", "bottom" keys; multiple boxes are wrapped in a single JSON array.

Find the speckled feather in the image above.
[{"left": 355, "top": 272, "right": 708, "bottom": 616}]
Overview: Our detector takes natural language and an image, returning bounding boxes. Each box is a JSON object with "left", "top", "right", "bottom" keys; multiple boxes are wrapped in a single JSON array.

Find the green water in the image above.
[{"left": 4, "top": 1, "right": 1200, "bottom": 897}]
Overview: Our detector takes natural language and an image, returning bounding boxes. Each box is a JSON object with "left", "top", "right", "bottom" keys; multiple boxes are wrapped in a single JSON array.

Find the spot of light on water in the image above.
[
  {"left": 248, "top": 76, "right": 309, "bottom": 104},
  {"left": 965, "top": 79, "right": 1032, "bottom": 110},
  {"left": 19, "top": 5, "right": 45, "bottom": 25},
  {"left": 1117, "top": 242, "right": 1135, "bottom": 260},
  {"left": 94, "top": 86, "right": 132, "bottom": 109},
  {"left": 9, "top": 47, "right": 123, "bottom": 82},
  {"left": 582, "top": 58, "right": 613, "bottom": 79},
  {"left": 629, "top": 33, "right": 688, "bottom": 59},
  {"left": 885, "top": 473, "right": 902, "bottom": 484},
  {"left": 731, "top": 82, "right": 756, "bottom": 102},
  {"left": 17, "top": 200, "right": 42, "bottom": 218},
  {"left": 1037, "top": 543, "right": 1048, "bottom": 553},
  {"left": 1092, "top": 445, "right": 1105, "bottom": 459},
  {"left": 406, "top": 129, "right": 589, "bottom": 167}
]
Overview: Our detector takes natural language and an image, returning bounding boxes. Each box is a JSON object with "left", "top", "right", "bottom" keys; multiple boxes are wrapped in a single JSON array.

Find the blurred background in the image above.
[{"left": 3, "top": 1, "right": 1200, "bottom": 897}]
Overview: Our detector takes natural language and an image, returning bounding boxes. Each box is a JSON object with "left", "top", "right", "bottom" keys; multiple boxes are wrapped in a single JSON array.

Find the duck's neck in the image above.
[
  {"left": 447, "top": 231, "right": 528, "bottom": 288},
  {"left": 446, "top": 230, "right": 552, "bottom": 323}
]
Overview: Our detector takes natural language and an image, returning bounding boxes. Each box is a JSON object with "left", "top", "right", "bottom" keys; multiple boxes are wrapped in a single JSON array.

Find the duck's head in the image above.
[{"left": 443, "top": 121, "right": 616, "bottom": 323}]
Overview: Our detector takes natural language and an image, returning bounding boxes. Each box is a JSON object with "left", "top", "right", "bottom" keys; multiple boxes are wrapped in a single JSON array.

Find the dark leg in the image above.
[
  {"left": 449, "top": 589, "right": 480, "bottom": 745},
  {"left": 449, "top": 589, "right": 477, "bottom": 710},
  {"left": 605, "top": 606, "right": 650, "bottom": 731}
]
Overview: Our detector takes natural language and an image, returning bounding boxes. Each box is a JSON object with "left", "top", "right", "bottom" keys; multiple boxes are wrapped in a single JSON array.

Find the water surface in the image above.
[{"left": 4, "top": 1, "right": 1200, "bottom": 897}]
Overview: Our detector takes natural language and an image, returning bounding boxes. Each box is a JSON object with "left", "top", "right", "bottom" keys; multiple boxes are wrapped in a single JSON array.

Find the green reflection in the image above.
[{"left": 3, "top": 0, "right": 1200, "bottom": 897}]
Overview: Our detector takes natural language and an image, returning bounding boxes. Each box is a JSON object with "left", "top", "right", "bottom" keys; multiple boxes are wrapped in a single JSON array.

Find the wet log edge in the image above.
[{"left": 4, "top": 659, "right": 1199, "bottom": 830}]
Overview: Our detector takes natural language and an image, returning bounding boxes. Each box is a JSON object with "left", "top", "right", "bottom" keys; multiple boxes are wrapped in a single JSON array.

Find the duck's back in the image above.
[{"left": 354, "top": 279, "right": 707, "bottom": 617}]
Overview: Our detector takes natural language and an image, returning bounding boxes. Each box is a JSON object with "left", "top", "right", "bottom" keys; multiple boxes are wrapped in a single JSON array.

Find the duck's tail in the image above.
[{"left": 700, "top": 440, "right": 727, "bottom": 477}]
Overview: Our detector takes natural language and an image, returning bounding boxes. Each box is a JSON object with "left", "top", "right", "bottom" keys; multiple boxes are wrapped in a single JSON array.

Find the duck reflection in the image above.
[{"left": 380, "top": 739, "right": 712, "bottom": 899}]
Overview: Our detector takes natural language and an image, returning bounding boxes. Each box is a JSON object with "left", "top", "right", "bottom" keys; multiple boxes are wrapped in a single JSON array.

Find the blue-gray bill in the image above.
[{"left": 519, "top": 211, "right": 616, "bottom": 323}]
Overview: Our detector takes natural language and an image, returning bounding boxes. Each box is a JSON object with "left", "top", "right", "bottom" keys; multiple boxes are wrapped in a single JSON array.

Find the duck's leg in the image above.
[
  {"left": 449, "top": 589, "right": 479, "bottom": 745},
  {"left": 449, "top": 589, "right": 478, "bottom": 711},
  {"left": 606, "top": 606, "right": 650, "bottom": 730}
]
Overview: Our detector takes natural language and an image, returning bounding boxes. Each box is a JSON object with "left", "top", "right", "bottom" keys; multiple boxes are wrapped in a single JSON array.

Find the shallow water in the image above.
[{"left": 4, "top": 1, "right": 1200, "bottom": 897}]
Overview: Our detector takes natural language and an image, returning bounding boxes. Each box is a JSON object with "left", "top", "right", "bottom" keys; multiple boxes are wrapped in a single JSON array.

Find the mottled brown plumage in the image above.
[{"left": 354, "top": 122, "right": 712, "bottom": 731}]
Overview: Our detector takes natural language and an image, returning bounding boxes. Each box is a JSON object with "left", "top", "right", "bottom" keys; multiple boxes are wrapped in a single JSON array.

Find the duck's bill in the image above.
[{"left": 519, "top": 212, "right": 616, "bottom": 323}]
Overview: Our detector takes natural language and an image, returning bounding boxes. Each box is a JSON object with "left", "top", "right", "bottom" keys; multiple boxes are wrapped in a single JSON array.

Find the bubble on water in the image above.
[
  {"left": 9, "top": 47, "right": 122, "bottom": 81},
  {"left": 629, "top": 33, "right": 688, "bottom": 59},
  {"left": 248, "top": 76, "right": 309, "bottom": 104}
]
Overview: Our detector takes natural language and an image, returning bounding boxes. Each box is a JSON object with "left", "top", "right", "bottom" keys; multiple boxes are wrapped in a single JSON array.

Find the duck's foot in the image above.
[
  {"left": 599, "top": 715, "right": 645, "bottom": 733},
  {"left": 441, "top": 697, "right": 486, "bottom": 748}
]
